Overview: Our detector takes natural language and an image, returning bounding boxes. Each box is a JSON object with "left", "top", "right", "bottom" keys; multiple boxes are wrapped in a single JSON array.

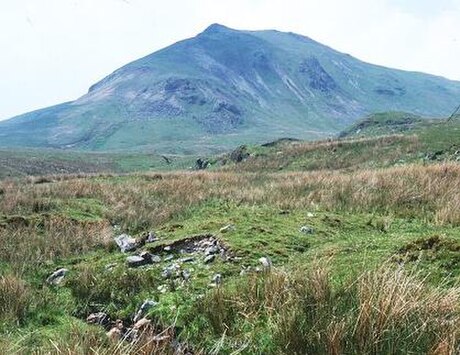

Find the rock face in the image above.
[{"left": 2, "top": 24, "right": 460, "bottom": 153}]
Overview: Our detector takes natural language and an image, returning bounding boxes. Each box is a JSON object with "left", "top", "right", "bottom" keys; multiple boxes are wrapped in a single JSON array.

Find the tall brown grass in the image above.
[
  {"left": 197, "top": 265, "right": 460, "bottom": 354},
  {"left": 0, "top": 274, "right": 31, "bottom": 326},
  {"left": 1, "top": 162, "right": 460, "bottom": 273}
]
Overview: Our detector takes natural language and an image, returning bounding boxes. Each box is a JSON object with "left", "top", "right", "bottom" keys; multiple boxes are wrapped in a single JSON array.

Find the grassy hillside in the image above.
[
  {"left": 219, "top": 113, "right": 460, "bottom": 173},
  {"left": 2, "top": 115, "right": 460, "bottom": 353}
]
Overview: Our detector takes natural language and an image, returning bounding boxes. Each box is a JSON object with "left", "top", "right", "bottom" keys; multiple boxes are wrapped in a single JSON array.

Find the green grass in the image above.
[{"left": 2, "top": 117, "right": 460, "bottom": 352}]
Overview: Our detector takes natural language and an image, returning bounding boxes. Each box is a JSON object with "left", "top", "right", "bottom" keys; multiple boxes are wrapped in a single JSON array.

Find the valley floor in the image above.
[{"left": 1, "top": 162, "right": 460, "bottom": 354}]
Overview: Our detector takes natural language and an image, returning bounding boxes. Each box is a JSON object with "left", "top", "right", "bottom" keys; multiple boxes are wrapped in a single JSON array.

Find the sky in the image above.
[{"left": 1, "top": 0, "right": 460, "bottom": 120}]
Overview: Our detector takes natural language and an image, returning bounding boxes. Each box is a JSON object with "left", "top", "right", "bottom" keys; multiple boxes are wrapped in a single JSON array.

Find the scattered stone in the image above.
[
  {"left": 205, "top": 245, "right": 220, "bottom": 256},
  {"left": 210, "top": 273, "right": 222, "bottom": 287},
  {"left": 181, "top": 269, "right": 191, "bottom": 281},
  {"left": 150, "top": 254, "right": 162, "bottom": 263},
  {"left": 161, "top": 269, "right": 172, "bottom": 279},
  {"left": 162, "top": 263, "right": 180, "bottom": 279},
  {"left": 259, "top": 257, "right": 272, "bottom": 269},
  {"left": 46, "top": 268, "right": 68, "bottom": 285},
  {"left": 307, "top": 212, "right": 315, "bottom": 218},
  {"left": 219, "top": 224, "right": 235, "bottom": 233},
  {"left": 134, "top": 300, "right": 158, "bottom": 323},
  {"left": 164, "top": 246, "right": 172, "bottom": 252},
  {"left": 180, "top": 257, "right": 194, "bottom": 263},
  {"left": 146, "top": 231, "right": 158, "bottom": 243},
  {"left": 126, "top": 255, "right": 149, "bottom": 268},
  {"left": 140, "top": 251, "right": 153, "bottom": 261},
  {"left": 164, "top": 255, "right": 174, "bottom": 262},
  {"left": 115, "top": 234, "right": 138, "bottom": 253},
  {"left": 87, "top": 312, "right": 110, "bottom": 327},
  {"left": 157, "top": 284, "right": 168, "bottom": 293},
  {"left": 204, "top": 254, "right": 216, "bottom": 264},
  {"left": 299, "top": 225, "right": 315, "bottom": 234}
]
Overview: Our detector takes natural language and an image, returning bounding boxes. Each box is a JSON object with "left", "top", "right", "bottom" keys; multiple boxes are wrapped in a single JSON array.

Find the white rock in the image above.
[
  {"left": 46, "top": 268, "right": 68, "bottom": 285},
  {"left": 219, "top": 224, "right": 235, "bottom": 233},
  {"left": 258, "top": 257, "right": 272, "bottom": 269},
  {"left": 114, "top": 234, "right": 138, "bottom": 253}
]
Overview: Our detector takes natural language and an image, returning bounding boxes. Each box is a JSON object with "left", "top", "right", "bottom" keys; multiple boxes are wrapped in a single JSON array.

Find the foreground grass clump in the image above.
[
  {"left": 0, "top": 274, "right": 31, "bottom": 328},
  {"left": 195, "top": 266, "right": 460, "bottom": 354}
]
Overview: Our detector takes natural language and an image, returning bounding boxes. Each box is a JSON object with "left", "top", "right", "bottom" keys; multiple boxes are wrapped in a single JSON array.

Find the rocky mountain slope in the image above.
[{"left": 1, "top": 24, "right": 460, "bottom": 153}]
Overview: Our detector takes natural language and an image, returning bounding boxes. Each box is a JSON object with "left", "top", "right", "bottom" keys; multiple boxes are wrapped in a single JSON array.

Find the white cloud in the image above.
[{"left": 1, "top": 0, "right": 460, "bottom": 120}]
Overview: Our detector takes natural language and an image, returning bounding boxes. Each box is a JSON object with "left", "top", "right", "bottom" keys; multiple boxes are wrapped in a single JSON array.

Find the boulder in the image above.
[
  {"left": 180, "top": 257, "right": 194, "bottom": 263},
  {"left": 115, "top": 234, "right": 138, "bottom": 253},
  {"left": 126, "top": 256, "right": 148, "bottom": 268},
  {"left": 146, "top": 231, "right": 158, "bottom": 243},
  {"left": 46, "top": 268, "right": 68, "bottom": 285},
  {"left": 140, "top": 251, "right": 161, "bottom": 263},
  {"left": 181, "top": 269, "right": 191, "bottom": 281},
  {"left": 205, "top": 246, "right": 220, "bottom": 256},
  {"left": 299, "top": 225, "right": 315, "bottom": 234},
  {"left": 204, "top": 254, "right": 216, "bottom": 264},
  {"left": 259, "top": 257, "right": 273, "bottom": 269}
]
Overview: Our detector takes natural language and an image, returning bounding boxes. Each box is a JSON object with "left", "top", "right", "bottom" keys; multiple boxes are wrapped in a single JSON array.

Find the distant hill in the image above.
[
  {"left": 220, "top": 112, "right": 460, "bottom": 173},
  {"left": 1, "top": 24, "right": 460, "bottom": 153}
]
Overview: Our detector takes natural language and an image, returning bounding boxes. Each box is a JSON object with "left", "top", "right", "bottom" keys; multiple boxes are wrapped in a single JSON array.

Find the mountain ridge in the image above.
[{"left": 1, "top": 23, "right": 460, "bottom": 153}]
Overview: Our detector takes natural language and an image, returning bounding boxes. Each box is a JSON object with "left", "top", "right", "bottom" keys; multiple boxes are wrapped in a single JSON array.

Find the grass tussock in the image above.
[
  {"left": 197, "top": 266, "right": 460, "bottom": 354},
  {"left": 0, "top": 274, "right": 31, "bottom": 327}
]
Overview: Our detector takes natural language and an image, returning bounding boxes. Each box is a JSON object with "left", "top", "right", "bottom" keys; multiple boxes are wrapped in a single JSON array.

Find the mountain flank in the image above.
[{"left": 1, "top": 24, "right": 460, "bottom": 153}]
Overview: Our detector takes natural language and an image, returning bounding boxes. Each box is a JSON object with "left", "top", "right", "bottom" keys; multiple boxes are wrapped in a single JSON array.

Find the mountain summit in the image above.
[{"left": 1, "top": 24, "right": 460, "bottom": 153}]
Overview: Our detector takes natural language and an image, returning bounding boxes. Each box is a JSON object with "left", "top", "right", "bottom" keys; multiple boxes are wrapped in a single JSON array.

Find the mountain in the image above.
[{"left": 1, "top": 23, "right": 460, "bottom": 153}]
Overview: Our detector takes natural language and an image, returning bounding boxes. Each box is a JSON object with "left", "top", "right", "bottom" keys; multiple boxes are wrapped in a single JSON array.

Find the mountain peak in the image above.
[
  {"left": 2, "top": 25, "right": 460, "bottom": 153},
  {"left": 202, "top": 23, "right": 232, "bottom": 34}
]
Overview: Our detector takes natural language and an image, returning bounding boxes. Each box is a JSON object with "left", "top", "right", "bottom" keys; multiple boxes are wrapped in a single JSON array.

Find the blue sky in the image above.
[{"left": 1, "top": 0, "right": 460, "bottom": 120}]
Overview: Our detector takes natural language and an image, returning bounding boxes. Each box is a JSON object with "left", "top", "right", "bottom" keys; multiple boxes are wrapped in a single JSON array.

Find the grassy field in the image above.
[
  {"left": 1, "top": 115, "right": 460, "bottom": 353},
  {"left": 0, "top": 148, "right": 197, "bottom": 179},
  {"left": 1, "top": 162, "right": 460, "bottom": 353}
]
